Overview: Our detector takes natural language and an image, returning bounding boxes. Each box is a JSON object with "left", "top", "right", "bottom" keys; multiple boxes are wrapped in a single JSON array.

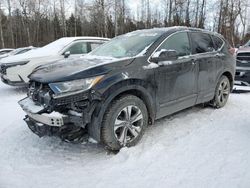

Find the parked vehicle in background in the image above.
[
  {"left": 0, "top": 37, "right": 109, "bottom": 86},
  {"left": 0, "top": 46, "right": 36, "bottom": 60},
  {"left": 19, "top": 27, "right": 235, "bottom": 150},
  {"left": 235, "top": 40, "right": 250, "bottom": 86},
  {"left": 0, "top": 48, "right": 14, "bottom": 56}
]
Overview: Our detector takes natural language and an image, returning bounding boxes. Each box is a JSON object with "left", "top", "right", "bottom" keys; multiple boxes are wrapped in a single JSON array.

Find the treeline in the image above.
[{"left": 0, "top": 0, "right": 249, "bottom": 49}]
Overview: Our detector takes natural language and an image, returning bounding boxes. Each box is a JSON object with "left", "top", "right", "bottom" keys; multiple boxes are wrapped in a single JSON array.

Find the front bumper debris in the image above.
[
  {"left": 19, "top": 97, "right": 66, "bottom": 127},
  {"left": 19, "top": 97, "right": 88, "bottom": 142},
  {"left": 24, "top": 116, "right": 87, "bottom": 142}
]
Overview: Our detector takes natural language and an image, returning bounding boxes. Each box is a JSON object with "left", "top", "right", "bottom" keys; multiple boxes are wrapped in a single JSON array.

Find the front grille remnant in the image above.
[
  {"left": 0, "top": 65, "right": 7, "bottom": 75},
  {"left": 28, "top": 81, "right": 52, "bottom": 106}
]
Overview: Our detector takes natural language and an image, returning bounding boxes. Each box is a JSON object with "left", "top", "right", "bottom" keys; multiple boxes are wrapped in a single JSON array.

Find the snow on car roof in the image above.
[
  {"left": 0, "top": 48, "right": 14, "bottom": 52},
  {"left": 0, "top": 37, "right": 109, "bottom": 63}
]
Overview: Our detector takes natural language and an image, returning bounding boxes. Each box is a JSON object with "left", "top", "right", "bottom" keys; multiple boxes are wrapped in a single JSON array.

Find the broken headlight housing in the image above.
[{"left": 48, "top": 76, "right": 103, "bottom": 98}]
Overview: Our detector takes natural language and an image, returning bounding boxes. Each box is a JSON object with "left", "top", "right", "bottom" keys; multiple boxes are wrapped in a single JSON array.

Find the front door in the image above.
[{"left": 154, "top": 32, "right": 198, "bottom": 119}]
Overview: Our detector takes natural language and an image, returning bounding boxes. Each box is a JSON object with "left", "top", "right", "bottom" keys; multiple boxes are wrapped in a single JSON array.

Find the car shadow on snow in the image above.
[
  {"left": 232, "top": 85, "right": 250, "bottom": 94},
  {"left": 13, "top": 87, "right": 250, "bottom": 156},
  {"left": 0, "top": 85, "right": 27, "bottom": 97},
  {"left": 20, "top": 105, "right": 207, "bottom": 156},
  {"left": 232, "top": 89, "right": 250, "bottom": 94}
]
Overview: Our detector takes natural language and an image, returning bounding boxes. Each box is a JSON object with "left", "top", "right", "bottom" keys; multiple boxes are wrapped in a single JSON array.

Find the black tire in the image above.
[
  {"left": 212, "top": 75, "right": 231, "bottom": 108},
  {"left": 101, "top": 95, "right": 148, "bottom": 151}
]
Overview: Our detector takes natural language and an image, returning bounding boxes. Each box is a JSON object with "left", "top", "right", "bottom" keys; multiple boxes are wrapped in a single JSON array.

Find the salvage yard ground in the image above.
[{"left": 0, "top": 81, "right": 250, "bottom": 188}]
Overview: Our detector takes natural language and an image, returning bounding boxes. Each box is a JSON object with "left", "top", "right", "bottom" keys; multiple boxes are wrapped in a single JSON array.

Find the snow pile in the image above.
[{"left": 0, "top": 82, "right": 250, "bottom": 188}]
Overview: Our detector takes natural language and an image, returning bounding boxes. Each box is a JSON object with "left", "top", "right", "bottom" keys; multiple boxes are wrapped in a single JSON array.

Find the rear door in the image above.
[
  {"left": 154, "top": 32, "right": 198, "bottom": 118},
  {"left": 189, "top": 32, "right": 217, "bottom": 103}
]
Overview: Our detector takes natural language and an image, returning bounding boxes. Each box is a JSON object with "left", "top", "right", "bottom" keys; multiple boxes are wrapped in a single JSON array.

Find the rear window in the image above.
[
  {"left": 212, "top": 35, "right": 224, "bottom": 50},
  {"left": 190, "top": 32, "right": 214, "bottom": 54}
]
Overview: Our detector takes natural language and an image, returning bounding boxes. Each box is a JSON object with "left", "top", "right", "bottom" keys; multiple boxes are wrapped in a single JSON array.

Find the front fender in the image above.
[{"left": 89, "top": 78, "right": 156, "bottom": 142}]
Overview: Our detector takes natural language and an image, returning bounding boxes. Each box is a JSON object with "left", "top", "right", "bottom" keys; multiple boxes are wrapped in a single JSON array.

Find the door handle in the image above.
[
  {"left": 216, "top": 53, "right": 225, "bottom": 57},
  {"left": 191, "top": 59, "right": 196, "bottom": 65}
]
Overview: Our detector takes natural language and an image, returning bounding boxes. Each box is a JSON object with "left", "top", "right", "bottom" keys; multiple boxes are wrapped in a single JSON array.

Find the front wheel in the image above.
[
  {"left": 101, "top": 95, "right": 148, "bottom": 151},
  {"left": 212, "top": 75, "right": 231, "bottom": 108}
]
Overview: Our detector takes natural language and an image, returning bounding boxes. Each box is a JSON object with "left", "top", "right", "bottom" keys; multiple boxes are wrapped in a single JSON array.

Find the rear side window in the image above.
[
  {"left": 90, "top": 43, "right": 103, "bottom": 51},
  {"left": 212, "top": 35, "right": 224, "bottom": 50},
  {"left": 66, "top": 42, "right": 88, "bottom": 54},
  {"left": 157, "top": 32, "right": 191, "bottom": 57},
  {"left": 190, "top": 32, "right": 214, "bottom": 54},
  {"left": 0, "top": 50, "right": 11, "bottom": 55}
]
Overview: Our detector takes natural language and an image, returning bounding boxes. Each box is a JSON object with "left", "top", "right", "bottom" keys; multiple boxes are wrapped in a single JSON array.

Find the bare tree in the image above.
[
  {"left": 0, "top": 0, "right": 249, "bottom": 48},
  {"left": 0, "top": 2, "right": 5, "bottom": 48},
  {"left": 59, "top": 0, "right": 67, "bottom": 36},
  {"left": 6, "top": 0, "right": 15, "bottom": 47}
]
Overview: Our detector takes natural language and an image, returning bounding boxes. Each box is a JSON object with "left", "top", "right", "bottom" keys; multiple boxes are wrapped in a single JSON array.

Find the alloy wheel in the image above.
[
  {"left": 114, "top": 105, "right": 143, "bottom": 146},
  {"left": 218, "top": 78, "right": 230, "bottom": 104}
]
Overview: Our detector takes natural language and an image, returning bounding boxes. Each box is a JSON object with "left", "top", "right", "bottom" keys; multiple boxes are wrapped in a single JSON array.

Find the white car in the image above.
[
  {"left": 0, "top": 46, "right": 35, "bottom": 60},
  {"left": 0, "top": 37, "right": 109, "bottom": 86}
]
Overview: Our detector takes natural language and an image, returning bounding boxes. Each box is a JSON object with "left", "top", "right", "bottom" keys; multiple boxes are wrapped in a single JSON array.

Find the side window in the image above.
[
  {"left": 0, "top": 50, "right": 11, "bottom": 55},
  {"left": 90, "top": 43, "right": 103, "bottom": 51},
  {"left": 157, "top": 32, "right": 191, "bottom": 57},
  {"left": 190, "top": 32, "right": 214, "bottom": 54},
  {"left": 16, "top": 49, "right": 30, "bottom": 55},
  {"left": 212, "top": 35, "right": 224, "bottom": 50},
  {"left": 66, "top": 42, "right": 88, "bottom": 54}
]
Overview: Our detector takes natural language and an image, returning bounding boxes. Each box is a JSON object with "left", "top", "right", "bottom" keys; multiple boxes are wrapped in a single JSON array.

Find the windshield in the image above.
[
  {"left": 90, "top": 31, "right": 163, "bottom": 58},
  {"left": 245, "top": 40, "right": 250, "bottom": 47}
]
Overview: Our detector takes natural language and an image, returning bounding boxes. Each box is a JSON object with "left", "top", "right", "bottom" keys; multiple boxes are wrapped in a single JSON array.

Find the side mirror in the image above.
[
  {"left": 150, "top": 50, "right": 178, "bottom": 63},
  {"left": 64, "top": 51, "right": 71, "bottom": 58}
]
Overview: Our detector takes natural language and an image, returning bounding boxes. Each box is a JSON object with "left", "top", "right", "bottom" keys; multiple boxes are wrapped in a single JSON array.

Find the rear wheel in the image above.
[
  {"left": 101, "top": 95, "right": 148, "bottom": 150},
  {"left": 212, "top": 75, "right": 230, "bottom": 108}
]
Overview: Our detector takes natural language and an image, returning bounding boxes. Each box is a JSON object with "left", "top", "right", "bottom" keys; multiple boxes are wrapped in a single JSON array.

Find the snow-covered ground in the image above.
[{"left": 0, "top": 82, "right": 250, "bottom": 188}]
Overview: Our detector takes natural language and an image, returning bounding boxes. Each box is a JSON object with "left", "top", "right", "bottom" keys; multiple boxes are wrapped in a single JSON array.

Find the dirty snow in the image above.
[
  {"left": 0, "top": 81, "right": 250, "bottom": 188},
  {"left": 143, "top": 62, "right": 159, "bottom": 69}
]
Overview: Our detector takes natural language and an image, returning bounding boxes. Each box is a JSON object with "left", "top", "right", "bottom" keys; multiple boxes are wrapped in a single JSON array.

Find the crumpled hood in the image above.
[{"left": 30, "top": 55, "right": 134, "bottom": 83}]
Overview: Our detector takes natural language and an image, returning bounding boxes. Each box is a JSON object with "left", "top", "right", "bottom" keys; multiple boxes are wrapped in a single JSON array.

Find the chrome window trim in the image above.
[
  {"left": 147, "top": 30, "right": 226, "bottom": 64},
  {"left": 147, "top": 30, "right": 191, "bottom": 64}
]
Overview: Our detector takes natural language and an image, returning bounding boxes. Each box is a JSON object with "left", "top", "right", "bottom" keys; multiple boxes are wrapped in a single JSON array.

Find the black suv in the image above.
[{"left": 19, "top": 27, "right": 235, "bottom": 150}]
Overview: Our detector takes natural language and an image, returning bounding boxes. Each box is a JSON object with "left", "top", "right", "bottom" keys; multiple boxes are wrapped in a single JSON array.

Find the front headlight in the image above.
[{"left": 49, "top": 76, "right": 104, "bottom": 97}]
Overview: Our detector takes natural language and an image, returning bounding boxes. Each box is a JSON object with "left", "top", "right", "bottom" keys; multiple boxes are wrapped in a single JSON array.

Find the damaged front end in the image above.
[{"left": 19, "top": 81, "right": 101, "bottom": 142}]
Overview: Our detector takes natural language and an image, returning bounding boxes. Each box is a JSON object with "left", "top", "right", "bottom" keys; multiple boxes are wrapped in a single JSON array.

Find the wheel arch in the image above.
[
  {"left": 88, "top": 79, "right": 156, "bottom": 142},
  {"left": 221, "top": 71, "right": 234, "bottom": 91}
]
